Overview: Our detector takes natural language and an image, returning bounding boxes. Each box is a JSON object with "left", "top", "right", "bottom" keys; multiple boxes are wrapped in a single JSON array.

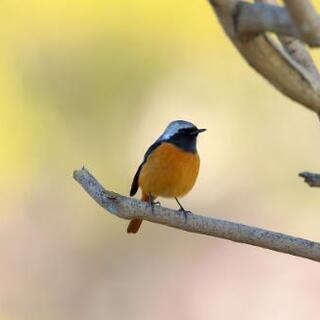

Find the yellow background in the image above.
[{"left": 1, "top": 1, "right": 320, "bottom": 319}]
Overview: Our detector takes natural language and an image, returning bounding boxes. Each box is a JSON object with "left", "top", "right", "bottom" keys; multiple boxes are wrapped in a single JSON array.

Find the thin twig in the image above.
[
  {"left": 74, "top": 167, "right": 320, "bottom": 263},
  {"left": 299, "top": 171, "right": 320, "bottom": 187}
]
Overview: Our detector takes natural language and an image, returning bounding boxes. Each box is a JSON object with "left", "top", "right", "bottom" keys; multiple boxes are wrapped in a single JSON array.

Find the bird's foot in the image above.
[
  {"left": 178, "top": 208, "right": 190, "bottom": 223},
  {"left": 174, "top": 197, "right": 190, "bottom": 222},
  {"left": 149, "top": 200, "right": 161, "bottom": 213}
]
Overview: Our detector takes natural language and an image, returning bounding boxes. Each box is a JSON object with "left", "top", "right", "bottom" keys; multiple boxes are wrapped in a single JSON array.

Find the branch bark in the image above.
[
  {"left": 299, "top": 171, "right": 320, "bottom": 187},
  {"left": 208, "top": 1, "right": 320, "bottom": 187},
  {"left": 237, "top": 3, "right": 299, "bottom": 40},
  {"left": 237, "top": 2, "right": 320, "bottom": 47},
  {"left": 283, "top": 0, "right": 320, "bottom": 47},
  {"left": 74, "top": 167, "right": 320, "bottom": 263},
  {"left": 208, "top": 0, "right": 320, "bottom": 113},
  {"left": 253, "top": 0, "right": 320, "bottom": 85}
]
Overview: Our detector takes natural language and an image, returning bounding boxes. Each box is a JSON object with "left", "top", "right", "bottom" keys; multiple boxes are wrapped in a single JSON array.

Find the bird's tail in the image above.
[
  {"left": 127, "top": 218, "right": 143, "bottom": 234},
  {"left": 127, "top": 192, "right": 151, "bottom": 234}
]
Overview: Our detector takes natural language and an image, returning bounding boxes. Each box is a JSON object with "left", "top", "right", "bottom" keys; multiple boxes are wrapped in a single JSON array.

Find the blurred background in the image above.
[{"left": 1, "top": 1, "right": 320, "bottom": 319}]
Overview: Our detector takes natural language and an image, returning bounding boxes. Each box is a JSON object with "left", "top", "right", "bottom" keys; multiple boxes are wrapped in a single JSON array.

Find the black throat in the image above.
[{"left": 166, "top": 134, "right": 197, "bottom": 153}]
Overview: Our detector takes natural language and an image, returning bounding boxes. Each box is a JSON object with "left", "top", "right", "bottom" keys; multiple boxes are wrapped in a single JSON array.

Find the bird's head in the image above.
[{"left": 158, "top": 120, "right": 206, "bottom": 152}]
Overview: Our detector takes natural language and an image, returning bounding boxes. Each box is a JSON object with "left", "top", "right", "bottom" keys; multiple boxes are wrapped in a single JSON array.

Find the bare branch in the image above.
[
  {"left": 283, "top": 0, "right": 320, "bottom": 47},
  {"left": 208, "top": 0, "right": 320, "bottom": 113},
  {"left": 237, "top": 2, "right": 320, "bottom": 48},
  {"left": 74, "top": 167, "right": 320, "bottom": 263},
  {"left": 253, "top": 0, "right": 320, "bottom": 83},
  {"left": 277, "top": 36, "right": 320, "bottom": 80},
  {"left": 299, "top": 171, "right": 320, "bottom": 187},
  {"left": 237, "top": 3, "right": 299, "bottom": 40}
]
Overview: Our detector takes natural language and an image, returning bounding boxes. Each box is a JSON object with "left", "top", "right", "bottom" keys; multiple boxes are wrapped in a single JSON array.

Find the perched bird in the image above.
[{"left": 127, "top": 120, "right": 206, "bottom": 233}]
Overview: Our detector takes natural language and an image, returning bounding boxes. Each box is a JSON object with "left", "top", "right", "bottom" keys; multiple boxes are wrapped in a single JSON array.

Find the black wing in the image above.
[
  {"left": 130, "top": 162, "right": 143, "bottom": 196},
  {"left": 129, "top": 140, "right": 163, "bottom": 196}
]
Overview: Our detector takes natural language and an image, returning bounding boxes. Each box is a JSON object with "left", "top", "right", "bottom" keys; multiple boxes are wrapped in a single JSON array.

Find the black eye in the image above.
[{"left": 179, "top": 127, "right": 195, "bottom": 135}]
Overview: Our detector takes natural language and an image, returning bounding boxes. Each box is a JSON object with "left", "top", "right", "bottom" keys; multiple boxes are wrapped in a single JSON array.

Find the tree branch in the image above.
[
  {"left": 299, "top": 171, "right": 320, "bottom": 187},
  {"left": 208, "top": 0, "right": 320, "bottom": 113},
  {"left": 283, "top": 0, "right": 320, "bottom": 47},
  {"left": 237, "top": 2, "right": 320, "bottom": 48},
  {"left": 254, "top": 0, "right": 320, "bottom": 84},
  {"left": 276, "top": 35, "right": 320, "bottom": 80},
  {"left": 73, "top": 167, "right": 320, "bottom": 263},
  {"left": 236, "top": 3, "right": 299, "bottom": 40}
]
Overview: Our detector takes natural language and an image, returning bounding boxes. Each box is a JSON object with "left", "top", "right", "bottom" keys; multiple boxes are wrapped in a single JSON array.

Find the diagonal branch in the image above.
[
  {"left": 74, "top": 167, "right": 320, "bottom": 263},
  {"left": 231, "top": 0, "right": 320, "bottom": 187},
  {"left": 236, "top": 3, "right": 299, "bottom": 40},
  {"left": 208, "top": 0, "right": 320, "bottom": 113},
  {"left": 237, "top": 2, "right": 320, "bottom": 48},
  {"left": 276, "top": 35, "right": 320, "bottom": 80},
  {"left": 283, "top": 0, "right": 320, "bottom": 48},
  {"left": 255, "top": 0, "right": 320, "bottom": 82}
]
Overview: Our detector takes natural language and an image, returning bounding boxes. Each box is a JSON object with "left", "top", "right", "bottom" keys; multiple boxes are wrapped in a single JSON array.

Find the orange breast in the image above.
[{"left": 139, "top": 142, "right": 200, "bottom": 198}]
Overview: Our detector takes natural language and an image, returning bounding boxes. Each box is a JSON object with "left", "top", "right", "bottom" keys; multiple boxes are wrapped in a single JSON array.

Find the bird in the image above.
[{"left": 127, "top": 120, "right": 206, "bottom": 233}]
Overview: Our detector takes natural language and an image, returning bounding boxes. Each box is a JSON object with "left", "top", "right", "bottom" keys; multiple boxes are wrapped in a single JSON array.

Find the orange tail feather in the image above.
[
  {"left": 127, "top": 218, "right": 143, "bottom": 233},
  {"left": 127, "top": 193, "right": 152, "bottom": 234}
]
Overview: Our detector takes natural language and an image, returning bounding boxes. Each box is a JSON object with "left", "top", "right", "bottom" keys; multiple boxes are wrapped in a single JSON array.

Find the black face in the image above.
[{"left": 167, "top": 126, "right": 205, "bottom": 153}]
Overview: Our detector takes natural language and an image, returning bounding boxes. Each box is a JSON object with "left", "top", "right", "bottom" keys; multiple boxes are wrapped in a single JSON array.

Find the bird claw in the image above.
[
  {"left": 150, "top": 200, "right": 161, "bottom": 213},
  {"left": 178, "top": 208, "right": 190, "bottom": 223}
]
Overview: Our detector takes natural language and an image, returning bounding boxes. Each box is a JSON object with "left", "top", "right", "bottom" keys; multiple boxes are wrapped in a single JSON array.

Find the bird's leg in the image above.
[
  {"left": 175, "top": 197, "right": 190, "bottom": 222},
  {"left": 175, "top": 197, "right": 185, "bottom": 211},
  {"left": 148, "top": 193, "right": 161, "bottom": 213}
]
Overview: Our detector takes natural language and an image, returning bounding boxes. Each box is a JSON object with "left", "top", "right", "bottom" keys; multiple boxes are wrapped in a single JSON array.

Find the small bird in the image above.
[{"left": 127, "top": 120, "right": 206, "bottom": 233}]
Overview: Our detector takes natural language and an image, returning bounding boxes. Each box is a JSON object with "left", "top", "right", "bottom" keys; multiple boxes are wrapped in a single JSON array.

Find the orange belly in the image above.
[{"left": 139, "top": 142, "right": 200, "bottom": 198}]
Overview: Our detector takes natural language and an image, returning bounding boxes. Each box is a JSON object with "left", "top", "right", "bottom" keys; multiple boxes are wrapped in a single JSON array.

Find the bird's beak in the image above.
[{"left": 191, "top": 128, "right": 206, "bottom": 136}]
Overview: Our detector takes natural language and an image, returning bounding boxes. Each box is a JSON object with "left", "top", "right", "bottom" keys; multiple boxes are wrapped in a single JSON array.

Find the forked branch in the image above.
[
  {"left": 209, "top": 0, "right": 320, "bottom": 187},
  {"left": 208, "top": 0, "right": 320, "bottom": 113},
  {"left": 236, "top": 2, "right": 320, "bottom": 47},
  {"left": 236, "top": 3, "right": 299, "bottom": 40},
  {"left": 74, "top": 167, "right": 320, "bottom": 263},
  {"left": 283, "top": 0, "right": 320, "bottom": 47}
]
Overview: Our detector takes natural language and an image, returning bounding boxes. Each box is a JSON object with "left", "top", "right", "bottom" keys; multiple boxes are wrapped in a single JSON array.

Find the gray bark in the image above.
[
  {"left": 237, "top": 3, "right": 299, "bottom": 40},
  {"left": 208, "top": 0, "right": 320, "bottom": 113},
  {"left": 299, "top": 171, "right": 320, "bottom": 187},
  {"left": 283, "top": 0, "right": 320, "bottom": 47},
  {"left": 74, "top": 167, "right": 320, "bottom": 263}
]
